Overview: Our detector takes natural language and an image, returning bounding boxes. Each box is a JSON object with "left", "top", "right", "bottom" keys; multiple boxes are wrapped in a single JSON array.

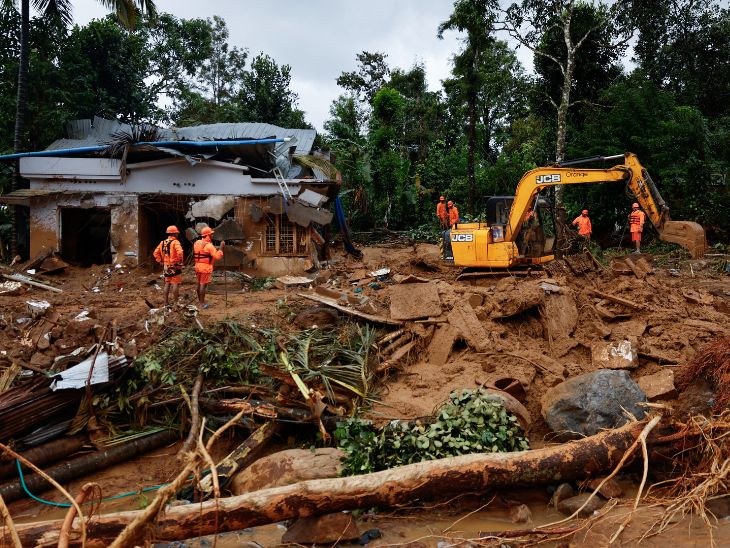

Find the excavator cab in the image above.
[{"left": 483, "top": 195, "right": 555, "bottom": 258}]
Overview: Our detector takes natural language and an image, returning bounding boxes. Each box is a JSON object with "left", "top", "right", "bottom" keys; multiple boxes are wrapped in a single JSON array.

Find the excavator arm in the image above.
[{"left": 508, "top": 153, "right": 706, "bottom": 258}]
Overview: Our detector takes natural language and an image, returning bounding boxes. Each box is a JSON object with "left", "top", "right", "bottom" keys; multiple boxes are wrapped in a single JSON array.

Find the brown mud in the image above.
[{"left": 1, "top": 243, "right": 729, "bottom": 545}]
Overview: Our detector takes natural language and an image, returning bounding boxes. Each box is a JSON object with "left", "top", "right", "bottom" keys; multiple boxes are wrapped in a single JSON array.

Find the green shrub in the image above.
[{"left": 334, "top": 388, "right": 529, "bottom": 475}]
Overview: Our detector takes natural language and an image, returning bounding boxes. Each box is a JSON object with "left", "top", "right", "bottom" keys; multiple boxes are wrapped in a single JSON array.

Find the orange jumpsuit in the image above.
[
  {"left": 572, "top": 215, "right": 592, "bottom": 238},
  {"left": 629, "top": 210, "right": 646, "bottom": 242},
  {"left": 153, "top": 237, "right": 184, "bottom": 285},
  {"left": 436, "top": 201, "right": 448, "bottom": 228},
  {"left": 449, "top": 206, "right": 460, "bottom": 228},
  {"left": 193, "top": 237, "right": 224, "bottom": 285}
]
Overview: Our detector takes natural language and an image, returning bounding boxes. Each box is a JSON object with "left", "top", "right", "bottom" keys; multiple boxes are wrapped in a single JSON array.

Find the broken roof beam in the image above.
[{"left": 298, "top": 293, "right": 402, "bottom": 326}]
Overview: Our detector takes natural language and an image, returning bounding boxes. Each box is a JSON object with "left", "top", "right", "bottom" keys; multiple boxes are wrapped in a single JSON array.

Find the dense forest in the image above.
[{"left": 1, "top": 0, "right": 728, "bottom": 250}]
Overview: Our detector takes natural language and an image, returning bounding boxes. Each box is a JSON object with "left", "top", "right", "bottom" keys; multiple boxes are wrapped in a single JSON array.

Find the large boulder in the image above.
[
  {"left": 541, "top": 370, "right": 646, "bottom": 439},
  {"left": 230, "top": 448, "right": 344, "bottom": 495}
]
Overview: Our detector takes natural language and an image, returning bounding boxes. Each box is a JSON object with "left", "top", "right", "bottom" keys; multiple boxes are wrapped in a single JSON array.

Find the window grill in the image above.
[
  {"left": 280, "top": 219, "right": 294, "bottom": 254},
  {"left": 261, "top": 214, "right": 307, "bottom": 256},
  {"left": 265, "top": 217, "right": 277, "bottom": 252}
]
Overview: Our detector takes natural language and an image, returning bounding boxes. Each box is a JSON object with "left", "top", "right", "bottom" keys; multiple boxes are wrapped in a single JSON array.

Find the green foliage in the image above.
[
  {"left": 284, "top": 324, "right": 377, "bottom": 401},
  {"left": 334, "top": 389, "right": 529, "bottom": 476}
]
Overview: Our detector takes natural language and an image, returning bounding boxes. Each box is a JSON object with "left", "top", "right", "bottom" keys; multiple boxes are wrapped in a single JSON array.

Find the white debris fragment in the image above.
[{"left": 51, "top": 352, "right": 109, "bottom": 391}]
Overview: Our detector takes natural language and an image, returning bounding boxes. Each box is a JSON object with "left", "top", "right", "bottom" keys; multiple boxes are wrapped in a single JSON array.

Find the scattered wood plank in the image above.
[
  {"left": 589, "top": 289, "right": 642, "bottom": 310},
  {"left": 8, "top": 420, "right": 657, "bottom": 547},
  {"left": 298, "top": 293, "right": 402, "bottom": 325},
  {"left": 2, "top": 273, "right": 63, "bottom": 293}
]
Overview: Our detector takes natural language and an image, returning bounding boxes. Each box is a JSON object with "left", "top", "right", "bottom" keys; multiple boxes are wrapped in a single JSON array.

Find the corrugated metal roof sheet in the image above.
[{"left": 48, "top": 117, "right": 317, "bottom": 178}]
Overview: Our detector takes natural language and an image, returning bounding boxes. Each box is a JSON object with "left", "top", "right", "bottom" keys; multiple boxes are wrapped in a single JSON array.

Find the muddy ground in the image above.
[{"left": 1, "top": 242, "right": 729, "bottom": 546}]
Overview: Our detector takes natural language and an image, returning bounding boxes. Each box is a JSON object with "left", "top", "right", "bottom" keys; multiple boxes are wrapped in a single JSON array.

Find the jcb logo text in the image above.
[
  {"left": 536, "top": 174, "right": 561, "bottom": 184},
  {"left": 451, "top": 234, "right": 474, "bottom": 242}
]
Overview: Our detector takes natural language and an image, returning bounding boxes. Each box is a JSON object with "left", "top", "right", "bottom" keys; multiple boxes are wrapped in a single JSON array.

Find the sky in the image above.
[{"left": 66, "top": 0, "right": 533, "bottom": 131}]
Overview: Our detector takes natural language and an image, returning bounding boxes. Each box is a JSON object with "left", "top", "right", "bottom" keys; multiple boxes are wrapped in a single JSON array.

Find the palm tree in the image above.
[{"left": 4, "top": 0, "right": 157, "bottom": 256}]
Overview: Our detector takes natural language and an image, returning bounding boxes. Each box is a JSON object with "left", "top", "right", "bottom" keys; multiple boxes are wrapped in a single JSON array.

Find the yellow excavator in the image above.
[{"left": 444, "top": 153, "right": 706, "bottom": 268}]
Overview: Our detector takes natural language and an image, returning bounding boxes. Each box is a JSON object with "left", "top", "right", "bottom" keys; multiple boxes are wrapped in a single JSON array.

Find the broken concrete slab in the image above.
[
  {"left": 275, "top": 276, "right": 313, "bottom": 289},
  {"left": 448, "top": 301, "right": 489, "bottom": 352},
  {"left": 212, "top": 218, "right": 245, "bottom": 241},
  {"left": 591, "top": 339, "right": 638, "bottom": 369},
  {"left": 389, "top": 282, "right": 442, "bottom": 321},
  {"left": 637, "top": 369, "right": 676, "bottom": 400},
  {"left": 189, "top": 195, "right": 235, "bottom": 221},
  {"left": 285, "top": 199, "right": 333, "bottom": 227},
  {"left": 426, "top": 324, "right": 458, "bottom": 366},
  {"left": 297, "top": 188, "right": 328, "bottom": 207}
]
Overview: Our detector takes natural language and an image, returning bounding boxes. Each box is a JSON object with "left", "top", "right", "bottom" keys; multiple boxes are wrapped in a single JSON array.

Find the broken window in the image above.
[{"left": 263, "top": 214, "right": 307, "bottom": 256}]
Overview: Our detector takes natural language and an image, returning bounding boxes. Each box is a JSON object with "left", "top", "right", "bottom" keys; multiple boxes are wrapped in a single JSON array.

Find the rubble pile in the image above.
[{"left": 0, "top": 241, "right": 729, "bottom": 545}]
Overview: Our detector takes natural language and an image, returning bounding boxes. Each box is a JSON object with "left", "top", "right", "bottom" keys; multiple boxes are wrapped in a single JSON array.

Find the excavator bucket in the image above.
[{"left": 660, "top": 221, "right": 707, "bottom": 259}]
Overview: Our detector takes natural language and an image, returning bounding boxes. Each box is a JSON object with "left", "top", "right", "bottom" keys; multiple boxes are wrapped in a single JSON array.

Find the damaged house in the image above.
[{"left": 0, "top": 117, "right": 338, "bottom": 276}]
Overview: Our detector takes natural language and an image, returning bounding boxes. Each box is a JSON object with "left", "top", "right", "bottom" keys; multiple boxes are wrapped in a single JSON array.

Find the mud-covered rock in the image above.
[
  {"left": 551, "top": 483, "right": 575, "bottom": 507},
  {"left": 541, "top": 370, "right": 646, "bottom": 439},
  {"left": 637, "top": 369, "right": 676, "bottom": 400},
  {"left": 587, "top": 477, "right": 624, "bottom": 499},
  {"left": 292, "top": 306, "right": 339, "bottom": 328},
  {"left": 557, "top": 493, "right": 606, "bottom": 517},
  {"left": 282, "top": 513, "right": 360, "bottom": 544},
  {"left": 230, "top": 448, "right": 344, "bottom": 495}
]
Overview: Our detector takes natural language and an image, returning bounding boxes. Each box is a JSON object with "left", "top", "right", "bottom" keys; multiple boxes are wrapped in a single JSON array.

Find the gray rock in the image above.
[
  {"left": 557, "top": 493, "right": 606, "bottom": 517},
  {"left": 541, "top": 369, "right": 646, "bottom": 439},
  {"left": 551, "top": 483, "right": 575, "bottom": 507}
]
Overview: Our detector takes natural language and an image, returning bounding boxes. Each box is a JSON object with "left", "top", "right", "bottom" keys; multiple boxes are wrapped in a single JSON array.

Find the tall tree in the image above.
[
  {"left": 236, "top": 53, "right": 308, "bottom": 128},
  {"left": 438, "top": 0, "right": 498, "bottom": 214},
  {"left": 497, "top": 0, "right": 632, "bottom": 217},
  {"left": 337, "top": 51, "right": 390, "bottom": 106},
  {"left": 2, "top": 0, "right": 156, "bottom": 255},
  {"left": 632, "top": 0, "right": 730, "bottom": 118}
]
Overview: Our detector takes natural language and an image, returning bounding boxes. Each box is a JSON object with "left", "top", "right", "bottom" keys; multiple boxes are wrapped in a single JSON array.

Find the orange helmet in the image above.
[
  {"left": 166, "top": 225, "right": 179, "bottom": 234},
  {"left": 582, "top": 209, "right": 588, "bottom": 215},
  {"left": 447, "top": 201, "right": 453, "bottom": 206},
  {"left": 632, "top": 202, "right": 639, "bottom": 209},
  {"left": 200, "top": 227, "right": 214, "bottom": 237},
  {"left": 439, "top": 196, "right": 445, "bottom": 201}
]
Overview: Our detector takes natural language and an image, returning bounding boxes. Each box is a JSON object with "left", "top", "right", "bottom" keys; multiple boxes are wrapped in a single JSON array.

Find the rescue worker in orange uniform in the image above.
[
  {"left": 572, "top": 209, "right": 592, "bottom": 240},
  {"left": 153, "top": 226, "right": 184, "bottom": 307},
  {"left": 448, "top": 201, "right": 459, "bottom": 229},
  {"left": 193, "top": 226, "right": 225, "bottom": 309},
  {"left": 628, "top": 202, "right": 646, "bottom": 253},
  {"left": 436, "top": 196, "right": 449, "bottom": 229}
]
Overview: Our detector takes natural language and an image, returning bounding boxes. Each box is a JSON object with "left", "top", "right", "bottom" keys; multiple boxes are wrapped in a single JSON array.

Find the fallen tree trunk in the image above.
[
  {"left": 190, "top": 421, "right": 280, "bottom": 501},
  {"left": 0, "top": 430, "right": 176, "bottom": 503},
  {"left": 8, "top": 420, "right": 660, "bottom": 547},
  {"left": 0, "top": 435, "right": 87, "bottom": 481}
]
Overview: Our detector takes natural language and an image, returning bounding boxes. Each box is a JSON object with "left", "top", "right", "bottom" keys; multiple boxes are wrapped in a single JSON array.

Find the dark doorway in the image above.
[
  {"left": 138, "top": 195, "right": 195, "bottom": 267},
  {"left": 61, "top": 207, "right": 112, "bottom": 265}
]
